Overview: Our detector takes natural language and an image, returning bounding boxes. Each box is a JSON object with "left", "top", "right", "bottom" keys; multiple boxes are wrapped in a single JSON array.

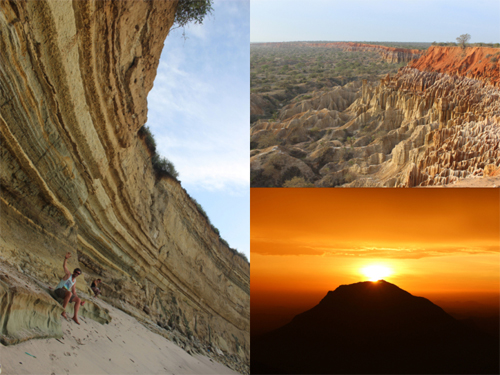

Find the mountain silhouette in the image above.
[{"left": 251, "top": 281, "right": 499, "bottom": 374}]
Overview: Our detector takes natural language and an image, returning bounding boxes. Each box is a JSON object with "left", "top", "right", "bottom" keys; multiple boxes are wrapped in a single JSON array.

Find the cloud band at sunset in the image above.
[
  {"left": 252, "top": 239, "right": 499, "bottom": 259},
  {"left": 252, "top": 188, "right": 499, "bottom": 259},
  {"left": 251, "top": 188, "right": 499, "bottom": 301}
]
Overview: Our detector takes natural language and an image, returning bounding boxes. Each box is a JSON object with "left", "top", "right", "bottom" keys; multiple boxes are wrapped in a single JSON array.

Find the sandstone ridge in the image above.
[{"left": 0, "top": 1, "right": 249, "bottom": 372}]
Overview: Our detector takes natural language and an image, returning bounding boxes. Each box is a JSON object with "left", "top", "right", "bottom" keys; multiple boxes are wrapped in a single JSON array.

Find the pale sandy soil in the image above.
[
  {"left": 0, "top": 297, "right": 239, "bottom": 375},
  {"left": 441, "top": 175, "right": 500, "bottom": 188}
]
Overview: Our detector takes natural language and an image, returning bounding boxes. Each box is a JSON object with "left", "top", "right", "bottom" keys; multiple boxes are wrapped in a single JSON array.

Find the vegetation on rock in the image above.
[
  {"left": 174, "top": 0, "right": 213, "bottom": 28},
  {"left": 190, "top": 196, "right": 249, "bottom": 263},
  {"left": 282, "top": 177, "right": 315, "bottom": 188},
  {"left": 138, "top": 126, "right": 179, "bottom": 180},
  {"left": 137, "top": 127, "right": 248, "bottom": 263},
  {"left": 456, "top": 33, "right": 471, "bottom": 49},
  {"left": 431, "top": 41, "right": 499, "bottom": 48}
]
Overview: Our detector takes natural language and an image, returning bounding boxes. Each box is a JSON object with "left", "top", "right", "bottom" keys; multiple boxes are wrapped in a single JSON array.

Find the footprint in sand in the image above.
[
  {"left": 49, "top": 354, "right": 57, "bottom": 361},
  {"left": 64, "top": 352, "right": 71, "bottom": 357}
]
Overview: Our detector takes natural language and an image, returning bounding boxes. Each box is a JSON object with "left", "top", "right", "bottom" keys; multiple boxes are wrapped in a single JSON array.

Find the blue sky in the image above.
[
  {"left": 251, "top": 0, "right": 500, "bottom": 43},
  {"left": 147, "top": 0, "right": 250, "bottom": 260}
]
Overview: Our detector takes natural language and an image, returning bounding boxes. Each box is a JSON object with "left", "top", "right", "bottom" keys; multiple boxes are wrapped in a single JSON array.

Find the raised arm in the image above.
[{"left": 63, "top": 252, "right": 71, "bottom": 276}]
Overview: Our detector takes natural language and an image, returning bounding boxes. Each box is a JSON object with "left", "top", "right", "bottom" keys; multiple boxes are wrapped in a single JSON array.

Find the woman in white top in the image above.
[{"left": 54, "top": 252, "right": 85, "bottom": 324}]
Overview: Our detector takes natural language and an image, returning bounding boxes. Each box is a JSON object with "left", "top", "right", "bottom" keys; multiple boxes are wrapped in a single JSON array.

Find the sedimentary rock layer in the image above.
[
  {"left": 0, "top": 266, "right": 64, "bottom": 345},
  {"left": 0, "top": 0, "right": 249, "bottom": 371},
  {"left": 0, "top": 262, "right": 111, "bottom": 345}
]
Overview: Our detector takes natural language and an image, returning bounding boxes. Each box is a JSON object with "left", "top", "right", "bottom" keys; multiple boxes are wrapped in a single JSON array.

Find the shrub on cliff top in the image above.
[
  {"left": 152, "top": 154, "right": 179, "bottom": 180},
  {"left": 138, "top": 125, "right": 157, "bottom": 154},
  {"left": 192, "top": 198, "right": 210, "bottom": 223},
  {"left": 174, "top": 0, "right": 213, "bottom": 29},
  {"left": 138, "top": 126, "right": 179, "bottom": 180},
  {"left": 220, "top": 235, "right": 249, "bottom": 263},
  {"left": 230, "top": 248, "right": 249, "bottom": 263},
  {"left": 283, "top": 176, "right": 315, "bottom": 188},
  {"left": 189, "top": 196, "right": 249, "bottom": 263},
  {"left": 456, "top": 33, "right": 471, "bottom": 49},
  {"left": 210, "top": 224, "right": 220, "bottom": 236}
]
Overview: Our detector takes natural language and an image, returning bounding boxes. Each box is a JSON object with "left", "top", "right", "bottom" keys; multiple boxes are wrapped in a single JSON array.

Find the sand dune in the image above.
[{"left": 1, "top": 296, "right": 239, "bottom": 375}]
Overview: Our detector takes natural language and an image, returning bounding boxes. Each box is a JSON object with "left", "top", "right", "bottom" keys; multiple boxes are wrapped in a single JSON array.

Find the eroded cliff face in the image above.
[
  {"left": 409, "top": 46, "right": 500, "bottom": 86},
  {"left": 0, "top": 0, "right": 249, "bottom": 371},
  {"left": 250, "top": 46, "right": 500, "bottom": 187}
]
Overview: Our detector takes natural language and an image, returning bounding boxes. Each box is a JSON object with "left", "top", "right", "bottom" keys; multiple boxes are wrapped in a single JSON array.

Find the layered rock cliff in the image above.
[
  {"left": 250, "top": 46, "right": 500, "bottom": 187},
  {"left": 0, "top": 0, "right": 249, "bottom": 372}
]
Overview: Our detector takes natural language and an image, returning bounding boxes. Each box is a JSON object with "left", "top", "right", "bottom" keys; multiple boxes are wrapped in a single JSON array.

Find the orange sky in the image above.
[{"left": 251, "top": 189, "right": 500, "bottom": 311}]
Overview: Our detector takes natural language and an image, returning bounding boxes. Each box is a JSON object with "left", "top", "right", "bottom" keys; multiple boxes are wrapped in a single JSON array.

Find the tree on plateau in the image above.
[{"left": 456, "top": 34, "right": 471, "bottom": 50}]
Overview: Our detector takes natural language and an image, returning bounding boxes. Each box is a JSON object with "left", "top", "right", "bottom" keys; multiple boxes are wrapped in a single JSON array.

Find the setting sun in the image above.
[{"left": 361, "top": 265, "right": 393, "bottom": 281}]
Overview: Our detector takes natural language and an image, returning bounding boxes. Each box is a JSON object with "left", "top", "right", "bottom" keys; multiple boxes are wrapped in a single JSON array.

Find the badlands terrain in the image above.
[
  {"left": 0, "top": 0, "right": 249, "bottom": 373},
  {"left": 250, "top": 42, "right": 500, "bottom": 187}
]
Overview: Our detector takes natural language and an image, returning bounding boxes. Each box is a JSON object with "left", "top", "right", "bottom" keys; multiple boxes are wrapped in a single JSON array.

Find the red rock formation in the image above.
[{"left": 409, "top": 46, "right": 500, "bottom": 87}]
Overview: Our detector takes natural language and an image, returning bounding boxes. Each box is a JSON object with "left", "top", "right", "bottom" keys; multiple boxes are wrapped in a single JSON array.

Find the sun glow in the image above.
[{"left": 361, "top": 265, "right": 393, "bottom": 281}]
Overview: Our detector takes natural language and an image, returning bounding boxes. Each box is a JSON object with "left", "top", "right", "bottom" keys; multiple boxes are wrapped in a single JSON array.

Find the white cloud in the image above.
[
  {"left": 146, "top": 12, "right": 249, "bottom": 193},
  {"left": 184, "top": 22, "right": 210, "bottom": 41}
]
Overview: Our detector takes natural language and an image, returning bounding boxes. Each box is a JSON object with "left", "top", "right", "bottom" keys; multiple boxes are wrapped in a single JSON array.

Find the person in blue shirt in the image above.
[{"left": 54, "top": 252, "right": 85, "bottom": 324}]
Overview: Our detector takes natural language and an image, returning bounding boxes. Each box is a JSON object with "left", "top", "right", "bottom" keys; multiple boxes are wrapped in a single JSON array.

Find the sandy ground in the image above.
[
  {"left": 0, "top": 297, "right": 239, "bottom": 375},
  {"left": 442, "top": 175, "right": 500, "bottom": 188}
]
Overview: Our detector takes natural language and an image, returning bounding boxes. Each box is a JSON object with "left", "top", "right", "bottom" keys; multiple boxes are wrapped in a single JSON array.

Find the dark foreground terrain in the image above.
[{"left": 251, "top": 281, "right": 499, "bottom": 374}]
